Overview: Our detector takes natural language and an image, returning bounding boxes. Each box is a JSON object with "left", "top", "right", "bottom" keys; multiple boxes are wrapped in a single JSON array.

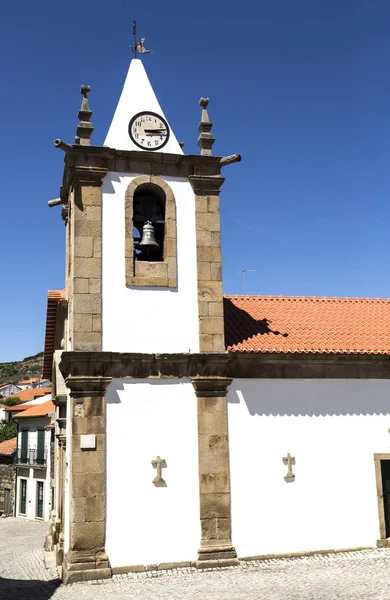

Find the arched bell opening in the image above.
[
  {"left": 125, "top": 175, "right": 177, "bottom": 288},
  {"left": 133, "top": 183, "right": 166, "bottom": 262}
]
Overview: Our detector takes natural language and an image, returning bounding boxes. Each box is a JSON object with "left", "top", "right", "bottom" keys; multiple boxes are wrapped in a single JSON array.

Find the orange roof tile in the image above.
[
  {"left": 17, "top": 378, "right": 40, "bottom": 385},
  {"left": 42, "top": 290, "right": 66, "bottom": 380},
  {"left": 0, "top": 437, "right": 17, "bottom": 456},
  {"left": 224, "top": 295, "right": 390, "bottom": 354},
  {"left": 13, "top": 400, "right": 55, "bottom": 419},
  {"left": 4, "top": 387, "right": 51, "bottom": 403}
]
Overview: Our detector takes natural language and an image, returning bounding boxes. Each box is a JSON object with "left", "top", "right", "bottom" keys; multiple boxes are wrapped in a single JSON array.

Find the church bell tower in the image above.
[
  {"left": 52, "top": 46, "right": 240, "bottom": 583},
  {"left": 56, "top": 57, "right": 240, "bottom": 355}
]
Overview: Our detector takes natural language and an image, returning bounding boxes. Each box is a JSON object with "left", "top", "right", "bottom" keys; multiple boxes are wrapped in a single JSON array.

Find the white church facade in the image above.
[{"left": 42, "top": 51, "right": 390, "bottom": 583}]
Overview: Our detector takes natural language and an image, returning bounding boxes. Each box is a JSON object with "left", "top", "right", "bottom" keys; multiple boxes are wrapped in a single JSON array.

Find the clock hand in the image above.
[{"left": 144, "top": 129, "right": 167, "bottom": 133}]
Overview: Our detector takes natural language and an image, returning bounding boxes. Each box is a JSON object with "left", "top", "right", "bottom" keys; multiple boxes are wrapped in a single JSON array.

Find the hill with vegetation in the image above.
[{"left": 0, "top": 352, "right": 44, "bottom": 386}]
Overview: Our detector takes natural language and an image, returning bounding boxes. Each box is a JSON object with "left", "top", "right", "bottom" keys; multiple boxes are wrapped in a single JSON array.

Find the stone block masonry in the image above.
[
  {"left": 62, "top": 375, "right": 112, "bottom": 584},
  {"left": 189, "top": 175, "right": 226, "bottom": 353},
  {"left": 68, "top": 167, "right": 108, "bottom": 352},
  {"left": 0, "top": 462, "right": 15, "bottom": 516}
]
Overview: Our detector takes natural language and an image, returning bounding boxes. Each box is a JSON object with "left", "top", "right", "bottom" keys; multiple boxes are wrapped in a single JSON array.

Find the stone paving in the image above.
[{"left": 3, "top": 518, "right": 390, "bottom": 599}]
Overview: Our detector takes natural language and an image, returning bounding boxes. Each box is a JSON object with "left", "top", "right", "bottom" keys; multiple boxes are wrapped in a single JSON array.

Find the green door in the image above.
[
  {"left": 37, "top": 430, "right": 45, "bottom": 465},
  {"left": 20, "top": 479, "right": 27, "bottom": 515},
  {"left": 36, "top": 482, "right": 44, "bottom": 519},
  {"left": 381, "top": 461, "right": 390, "bottom": 537},
  {"left": 20, "top": 430, "right": 28, "bottom": 464}
]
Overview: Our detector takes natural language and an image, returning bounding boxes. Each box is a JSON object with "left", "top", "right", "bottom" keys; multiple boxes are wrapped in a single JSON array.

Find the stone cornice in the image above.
[
  {"left": 59, "top": 351, "right": 390, "bottom": 381},
  {"left": 68, "top": 166, "right": 108, "bottom": 187},
  {"left": 191, "top": 377, "right": 233, "bottom": 397},
  {"left": 188, "top": 175, "right": 225, "bottom": 195},
  {"left": 53, "top": 394, "right": 67, "bottom": 407},
  {"left": 55, "top": 143, "right": 240, "bottom": 200},
  {"left": 58, "top": 143, "right": 238, "bottom": 169},
  {"left": 64, "top": 375, "right": 112, "bottom": 397}
]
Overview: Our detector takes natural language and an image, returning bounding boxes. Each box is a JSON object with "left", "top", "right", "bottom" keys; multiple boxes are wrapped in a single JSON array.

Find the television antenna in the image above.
[{"left": 238, "top": 269, "right": 255, "bottom": 294}]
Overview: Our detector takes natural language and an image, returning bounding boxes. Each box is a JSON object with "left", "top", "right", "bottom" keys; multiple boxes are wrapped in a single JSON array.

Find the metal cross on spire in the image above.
[{"left": 130, "top": 21, "right": 152, "bottom": 57}]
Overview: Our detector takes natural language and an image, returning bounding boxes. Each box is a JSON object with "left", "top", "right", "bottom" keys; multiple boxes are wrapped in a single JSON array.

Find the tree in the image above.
[
  {"left": 1, "top": 397, "right": 24, "bottom": 407},
  {"left": 0, "top": 420, "right": 17, "bottom": 443}
]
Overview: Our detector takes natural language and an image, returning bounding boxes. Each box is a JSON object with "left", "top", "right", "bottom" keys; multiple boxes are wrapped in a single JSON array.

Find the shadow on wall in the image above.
[
  {"left": 229, "top": 379, "right": 390, "bottom": 417},
  {"left": 0, "top": 577, "right": 61, "bottom": 600},
  {"left": 224, "top": 299, "right": 288, "bottom": 348}
]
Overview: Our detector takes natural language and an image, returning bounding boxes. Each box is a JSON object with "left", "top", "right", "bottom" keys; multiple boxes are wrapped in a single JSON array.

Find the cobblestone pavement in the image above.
[{"left": 3, "top": 518, "right": 390, "bottom": 599}]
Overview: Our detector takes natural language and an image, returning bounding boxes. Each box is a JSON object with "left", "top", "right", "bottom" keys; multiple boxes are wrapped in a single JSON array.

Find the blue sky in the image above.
[{"left": 1, "top": 0, "right": 389, "bottom": 362}]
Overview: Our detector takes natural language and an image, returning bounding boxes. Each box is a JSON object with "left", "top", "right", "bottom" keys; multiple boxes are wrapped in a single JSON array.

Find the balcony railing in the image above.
[{"left": 15, "top": 448, "right": 47, "bottom": 467}]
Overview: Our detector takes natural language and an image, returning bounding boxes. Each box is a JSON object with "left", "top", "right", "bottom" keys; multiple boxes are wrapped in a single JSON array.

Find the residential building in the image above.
[
  {"left": 43, "top": 50, "right": 390, "bottom": 584},
  {"left": 0, "top": 403, "right": 10, "bottom": 422},
  {"left": 0, "top": 437, "right": 16, "bottom": 516},
  {"left": 0, "top": 383, "right": 21, "bottom": 398},
  {"left": 17, "top": 378, "right": 51, "bottom": 390},
  {"left": 12, "top": 400, "right": 54, "bottom": 522},
  {"left": 3, "top": 388, "right": 51, "bottom": 405}
]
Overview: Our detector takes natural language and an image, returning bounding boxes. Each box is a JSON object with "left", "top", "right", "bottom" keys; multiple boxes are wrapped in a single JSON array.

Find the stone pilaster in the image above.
[
  {"left": 62, "top": 375, "right": 112, "bottom": 584},
  {"left": 191, "top": 377, "right": 238, "bottom": 568},
  {"left": 68, "top": 166, "right": 107, "bottom": 352},
  {"left": 189, "top": 175, "right": 226, "bottom": 352},
  {"left": 54, "top": 418, "right": 66, "bottom": 565}
]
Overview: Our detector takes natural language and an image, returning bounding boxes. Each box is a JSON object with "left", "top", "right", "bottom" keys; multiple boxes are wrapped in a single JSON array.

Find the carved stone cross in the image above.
[
  {"left": 283, "top": 453, "right": 295, "bottom": 479},
  {"left": 152, "top": 456, "right": 166, "bottom": 484}
]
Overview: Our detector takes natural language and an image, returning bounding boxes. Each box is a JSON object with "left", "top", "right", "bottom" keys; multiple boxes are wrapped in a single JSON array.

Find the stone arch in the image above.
[{"left": 125, "top": 175, "right": 177, "bottom": 288}]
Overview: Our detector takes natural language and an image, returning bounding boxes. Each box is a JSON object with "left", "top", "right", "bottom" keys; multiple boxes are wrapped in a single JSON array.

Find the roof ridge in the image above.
[{"left": 223, "top": 295, "right": 390, "bottom": 303}]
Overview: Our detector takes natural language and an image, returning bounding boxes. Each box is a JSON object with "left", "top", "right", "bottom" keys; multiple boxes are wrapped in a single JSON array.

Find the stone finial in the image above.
[
  {"left": 76, "top": 85, "right": 93, "bottom": 146},
  {"left": 197, "top": 97, "right": 215, "bottom": 156}
]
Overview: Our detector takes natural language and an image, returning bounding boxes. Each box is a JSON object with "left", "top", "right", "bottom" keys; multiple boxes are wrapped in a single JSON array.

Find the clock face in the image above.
[{"left": 128, "top": 111, "right": 170, "bottom": 151}]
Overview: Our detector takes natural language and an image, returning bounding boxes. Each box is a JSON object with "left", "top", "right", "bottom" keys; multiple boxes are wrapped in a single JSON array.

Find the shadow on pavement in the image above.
[{"left": 0, "top": 576, "right": 61, "bottom": 600}]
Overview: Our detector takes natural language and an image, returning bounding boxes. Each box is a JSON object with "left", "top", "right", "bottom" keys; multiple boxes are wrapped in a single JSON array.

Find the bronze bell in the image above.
[{"left": 138, "top": 220, "right": 160, "bottom": 249}]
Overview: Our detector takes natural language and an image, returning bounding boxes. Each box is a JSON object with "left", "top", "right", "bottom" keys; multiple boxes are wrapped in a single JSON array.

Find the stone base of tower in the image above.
[
  {"left": 62, "top": 550, "right": 112, "bottom": 584},
  {"left": 195, "top": 542, "right": 239, "bottom": 569}
]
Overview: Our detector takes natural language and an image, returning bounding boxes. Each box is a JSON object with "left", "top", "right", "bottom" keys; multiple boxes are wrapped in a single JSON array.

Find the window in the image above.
[
  {"left": 125, "top": 176, "right": 177, "bottom": 288},
  {"left": 36, "top": 481, "right": 44, "bottom": 519},
  {"left": 133, "top": 184, "right": 165, "bottom": 262},
  {"left": 20, "top": 430, "right": 28, "bottom": 464},
  {"left": 36, "top": 430, "right": 45, "bottom": 465},
  {"left": 19, "top": 479, "right": 27, "bottom": 515}
]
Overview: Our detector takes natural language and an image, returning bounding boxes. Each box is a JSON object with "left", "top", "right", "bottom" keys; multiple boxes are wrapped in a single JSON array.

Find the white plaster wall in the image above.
[
  {"left": 228, "top": 379, "right": 390, "bottom": 557},
  {"left": 102, "top": 173, "right": 199, "bottom": 353},
  {"left": 104, "top": 59, "right": 183, "bottom": 155},
  {"left": 0, "top": 384, "right": 21, "bottom": 397},
  {"left": 106, "top": 379, "right": 200, "bottom": 567}
]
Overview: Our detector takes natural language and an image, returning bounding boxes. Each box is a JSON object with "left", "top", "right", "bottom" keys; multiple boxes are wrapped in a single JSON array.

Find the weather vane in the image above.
[{"left": 130, "top": 21, "right": 152, "bottom": 57}]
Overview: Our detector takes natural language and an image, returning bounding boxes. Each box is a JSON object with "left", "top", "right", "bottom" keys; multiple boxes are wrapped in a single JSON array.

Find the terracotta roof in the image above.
[
  {"left": 0, "top": 437, "right": 17, "bottom": 456},
  {"left": 42, "top": 290, "right": 66, "bottom": 380},
  {"left": 3, "top": 388, "right": 51, "bottom": 404},
  {"left": 3, "top": 398, "right": 45, "bottom": 413},
  {"left": 17, "top": 378, "right": 40, "bottom": 385},
  {"left": 13, "top": 400, "right": 55, "bottom": 419},
  {"left": 224, "top": 296, "right": 390, "bottom": 354},
  {"left": 0, "top": 383, "right": 13, "bottom": 389}
]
